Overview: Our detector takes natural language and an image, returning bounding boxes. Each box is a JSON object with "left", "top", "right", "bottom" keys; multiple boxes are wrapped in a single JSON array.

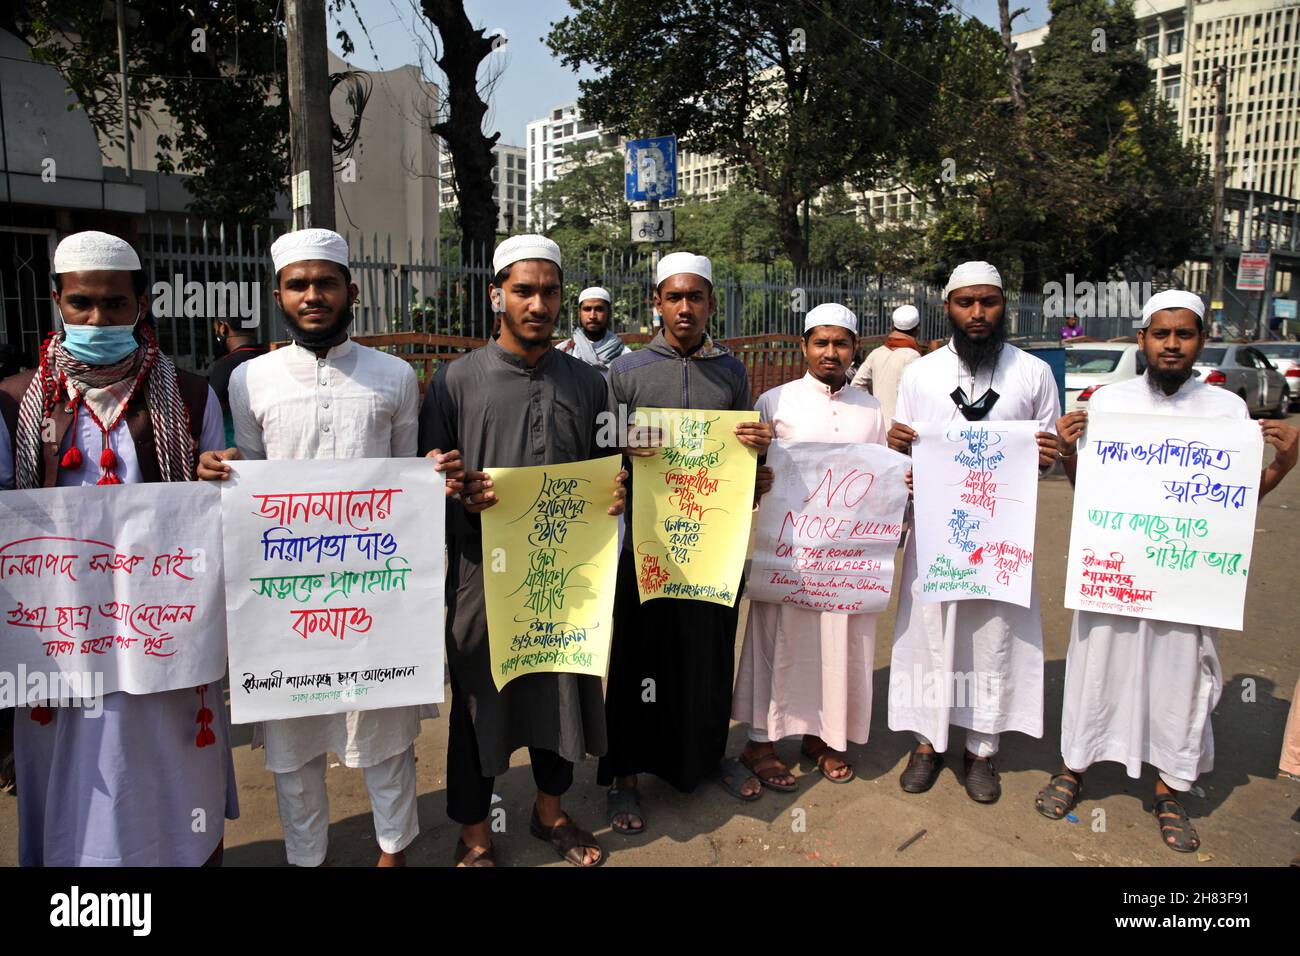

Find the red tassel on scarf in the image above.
[
  {"left": 194, "top": 684, "right": 216, "bottom": 748},
  {"left": 30, "top": 705, "right": 53, "bottom": 726},
  {"left": 60, "top": 446, "right": 82, "bottom": 469},
  {"left": 99, "top": 447, "right": 116, "bottom": 470},
  {"left": 96, "top": 473, "right": 122, "bottom": 486}
]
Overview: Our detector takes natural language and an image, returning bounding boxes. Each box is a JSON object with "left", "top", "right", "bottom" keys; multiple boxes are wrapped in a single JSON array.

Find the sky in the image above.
[{"left": 329, "top": 0, "right": 1053, "bottom": 149}]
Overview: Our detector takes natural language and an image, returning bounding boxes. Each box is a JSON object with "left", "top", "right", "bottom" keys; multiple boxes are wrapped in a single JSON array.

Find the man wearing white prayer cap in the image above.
[
  {"left": 728, "top": 301, "right": 899, "bottom": 788},
  {"left": 199, "top": 226, "right": 462, "bottom": 866},
  {"left": 0, "top": 230, "right": 237, "bottom": 866},
  {"left": 851, "top": 303, "right": 924, "bottom": 423},
  {"left": 418, "top": 233, "right": 626, "bottom": 866},
  {"left": 885, "top": 260, "right": 1061, "bottom": 804},
  {"left": 1041, "top": 288, "right": 1297, "bottom": 853},
  {"left": 597, "top": 250, "right": 775, "bottom": 831},
  {"left": 557, "top": 284, "right": 630, "bottom": 375}
]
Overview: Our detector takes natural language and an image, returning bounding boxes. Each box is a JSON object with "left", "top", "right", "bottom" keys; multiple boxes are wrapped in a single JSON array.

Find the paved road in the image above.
[{"left": 3, "top": 414, "right": 1298, "bottom": 867}]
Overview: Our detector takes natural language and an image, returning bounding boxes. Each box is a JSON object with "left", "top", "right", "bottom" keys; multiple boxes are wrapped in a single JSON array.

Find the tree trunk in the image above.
[
  {"left": 423, "top": 0, "right": 499, "bottom": 266},
  {"left": 997, "top": 0, "right": 1027, "bottom": 113},
  {"left": 777, "top": 196, "right": 806, "bottom": 273}
]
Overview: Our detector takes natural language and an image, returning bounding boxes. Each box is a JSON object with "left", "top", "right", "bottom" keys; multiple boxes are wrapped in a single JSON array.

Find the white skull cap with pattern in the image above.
[
  {"left": 803, "top": 303, "right": 858, "bottom": 336},
  {"left": 1139, "top": 289, "right": 1205, "bottom": 328},
  {"left": 943, "top": 261, "right": 1003, "bottom": 298},
  {"left": 656, "top": 251, "right": 712, "bottom": 286},
  {"left": 271, "top": 228, "right": 349, "bottom": 273},
  {"left": 892, "top": 305, "right": 921, "bottom": 331},
  {"left": 578, "top": 286, "right": 611, "bottom": 304},
  {"left": 52, "top": 231, "right": 141, "bottom": 273},
  {"left": 492, "top": 234, "right": 562, "bottom": 275}
]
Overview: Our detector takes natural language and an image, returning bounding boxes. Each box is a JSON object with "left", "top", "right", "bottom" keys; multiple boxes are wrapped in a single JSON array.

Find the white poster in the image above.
[
  {"left": 912, "top": 420, "right": 1041, "bottom": 607},
  {"left": 221, "top": 458, "right": 445, "bottom": 723},
  {"left": 1064, "top": 412, "right": 1262, "bottom": 631},
  {"left": 0, "top": 482, "right": 226, "bottom": 704},
  {"left": 748, "top": 441, "right": 910, "bottom": 614}
]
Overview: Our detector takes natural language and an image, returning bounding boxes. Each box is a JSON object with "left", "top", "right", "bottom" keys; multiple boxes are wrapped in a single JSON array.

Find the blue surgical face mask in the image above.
[{"left": 59, "top": 306, "right": 143, "bottom": 365}]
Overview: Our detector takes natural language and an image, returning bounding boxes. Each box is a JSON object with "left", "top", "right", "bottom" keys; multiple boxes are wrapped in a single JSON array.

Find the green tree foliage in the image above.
[
  {"left": 15, "top": 0, "right": 300, "bottom": 221},
  {"left": 547, "top": 0, "right": 955, "bottom": 270},
  {"left": 919, "top": 0, "right": 1210, "bottom": 290},
  {"left": 531, "top": 140, "right": 629, "bottom": 258}
]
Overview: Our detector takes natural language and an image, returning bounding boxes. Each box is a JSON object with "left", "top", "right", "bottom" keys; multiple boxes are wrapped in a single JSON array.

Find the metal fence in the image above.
[{"left": 138, "top": 222, "right": 1138, "bottom": 373}]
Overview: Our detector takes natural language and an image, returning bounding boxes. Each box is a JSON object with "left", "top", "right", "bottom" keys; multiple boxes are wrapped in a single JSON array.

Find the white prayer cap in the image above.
[
  {"left": 656, "top": 251, "right": 712, "bottom": 287},
  {"left": 943, "top": 260, "right": 1003, "bottom": 298},
  {"left": 578, "top": 286, "right": 611, "bottom": 304},
  {"left": 1139, "top": 289, "right": 1205, "bottom": 328},
  {"left": 892, "top": 305, "right": 921, "bottom": 331},
  {"left": 803, "top": 303, "right": 858, "bottom": 336},
  {"left": 271, "top": 228, "right": 349, "bottom": 273},
  {"left": 493, "top": 234, "right": 562, "bottom": 275},
  {"left": 53, "top": 231, "right": 140, "bottom": 273}
]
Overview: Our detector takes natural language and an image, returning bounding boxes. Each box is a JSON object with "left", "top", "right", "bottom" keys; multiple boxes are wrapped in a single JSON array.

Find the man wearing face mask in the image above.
[
  {"left": 885, "top": 261, "right": 1060, "bottom": 804},
  {"left": 198, "top": 228, "right": 462, "bottom": 867},
  {"left": 0, "top": 230, "right": 238, "bottom": 865}
]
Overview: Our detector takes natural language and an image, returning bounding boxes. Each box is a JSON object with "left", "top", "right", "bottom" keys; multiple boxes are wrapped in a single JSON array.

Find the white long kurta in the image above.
[
  {"left": 731, "top": 374, "right": 889, "bottom": 751},
  {"left": 888, "top": 342, "right": 1060, "bottom": 751},
  {"left": 1060, "top": 375, "right": 1247, "bottom": 781},
  {"left": 229, "top": 338, "right": 433, "bottom": 773},
  {"left": 1, "top": 389, "right": 240, "bottom": 866}
]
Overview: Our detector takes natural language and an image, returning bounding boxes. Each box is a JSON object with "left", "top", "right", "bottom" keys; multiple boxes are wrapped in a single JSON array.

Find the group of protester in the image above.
[{"left": 1, "top": 228, "right": 1297, "bottom": 868}]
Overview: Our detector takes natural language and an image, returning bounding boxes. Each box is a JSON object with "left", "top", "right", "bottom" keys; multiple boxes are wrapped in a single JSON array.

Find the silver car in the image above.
[
  {"left": 1255, "top": 343, "right": 1300, "bottom": 411},
  {"left": 1192, "top": 344, "right": 1290, "bottom": 417}
]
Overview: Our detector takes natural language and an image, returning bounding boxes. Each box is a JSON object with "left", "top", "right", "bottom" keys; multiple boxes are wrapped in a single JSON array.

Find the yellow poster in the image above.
[
  {"left": 631, "top": 407, "right": 759, "bottom": 607},
  {"left": 482, "top": 455, "right": 622, "bottom": 690}
]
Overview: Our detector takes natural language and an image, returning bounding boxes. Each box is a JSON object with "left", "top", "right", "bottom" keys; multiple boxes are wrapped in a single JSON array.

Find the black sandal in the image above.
[
  {"left": 529, "top": 807, "right": 604, "bottom": 867},
  {"left": 1035, "top": 771, "right": 1083, "bottom": 820},
  {"left": 1152, "top": 794, "right": 1200, "bottom": 853}
]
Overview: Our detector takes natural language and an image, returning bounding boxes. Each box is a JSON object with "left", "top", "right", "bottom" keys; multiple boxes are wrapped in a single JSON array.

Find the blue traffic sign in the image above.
[{"left": 625, "top": 136, "right": 678, "bottom": 201}]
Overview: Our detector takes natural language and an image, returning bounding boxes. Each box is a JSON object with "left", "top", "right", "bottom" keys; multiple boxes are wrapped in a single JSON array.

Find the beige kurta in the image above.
[{"left": 732, "top": 374, "right": 888, "bottom": 751}]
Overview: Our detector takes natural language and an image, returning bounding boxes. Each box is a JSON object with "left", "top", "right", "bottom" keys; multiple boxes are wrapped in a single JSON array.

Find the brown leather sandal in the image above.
[
  {"left": 453, "top": 838, "right": 496, "bottom": 867},
  {"left": 741, "top": 749, "right": 799, "bottom": 792},
  {"left": 529, "top": 807, "right": 604, "bottom": 867},
  {"left": 801, "top": 738, "right": 855, "bottom": 784}
]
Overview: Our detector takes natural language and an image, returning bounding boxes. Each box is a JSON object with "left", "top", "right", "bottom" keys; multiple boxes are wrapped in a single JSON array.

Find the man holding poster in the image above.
[
  {"left": 731, "top": 303, "right": 907, "bottom": 788},
  {"left": 598, "top": 252, "right": 774, "bottom": 833},
  {"left": 420, "top": 235, "right": 627, "bottom": 868},
  {"left": 1038, "top": 290, "right": 1297, "bottom": 853},
  {"left": 198, "top": 228, "right": 460, "bottom": 868},
  {"left": 886, "top": 261, "right": 1060, "bottom": 804},
  {"left": 0, "top": 230, "right": 236, "bottom": 866}
]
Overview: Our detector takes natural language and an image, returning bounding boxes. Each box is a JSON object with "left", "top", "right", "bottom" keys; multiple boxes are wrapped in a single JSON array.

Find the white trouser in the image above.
[
  {"left": 273, "top": 745, "right": 419, "bottom": 867},
  {"left": 916, "top": 730, "right": 999, "bottom": 758},
  {"left": 749, "top": 727, "right": 771, "bottom": 743},
  {"left": 1062, "top": 759, "right": 1195, "bottom": 793}
]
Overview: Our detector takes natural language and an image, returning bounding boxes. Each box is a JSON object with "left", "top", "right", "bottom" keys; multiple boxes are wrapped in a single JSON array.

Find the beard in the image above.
[
  {"left": 281, "top": 303, "right": 354, "bottom": 348},
  {"left": 1146, "top": 363, "right": 1194, "bottom": 396},
  {"left": 950, "top": 316, "right": 1008, "bottom": 375}
]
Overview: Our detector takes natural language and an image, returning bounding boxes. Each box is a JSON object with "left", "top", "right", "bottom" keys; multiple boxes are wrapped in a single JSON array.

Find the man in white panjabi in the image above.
[
  {"left": 1038, "top": 290, "right": 1297, "bottom": 853},
  {"left": 730, "top": 304, "right": 892, "bottom": 789},
  {"left": 198, "top": 228, "right": 459, "bottom": 866},
  {"left": 556, "top": 285, "right": 630, "bottom": 376},
  {"left": 886, "top": 261, "right": 1061, "bottom": 803},
  {"left": 851, "top": 304, "right": 923, "bottom": 423}
]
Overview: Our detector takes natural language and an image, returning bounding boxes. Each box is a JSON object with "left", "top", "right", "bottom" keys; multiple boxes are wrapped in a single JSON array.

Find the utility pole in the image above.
[
  {"left": 1210, "top": 63, "right": 1228, "bottom": 320},
  {"left": 114, "top": 0, "right": 132, "bottom": 179},
  {"left": 285, "top": 0, "right": 335, "bottom": 230}
]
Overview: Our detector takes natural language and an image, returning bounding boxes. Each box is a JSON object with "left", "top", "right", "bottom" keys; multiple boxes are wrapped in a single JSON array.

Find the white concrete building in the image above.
[{"left": 440, "top": 142, "right": 527, "bottom": 234}]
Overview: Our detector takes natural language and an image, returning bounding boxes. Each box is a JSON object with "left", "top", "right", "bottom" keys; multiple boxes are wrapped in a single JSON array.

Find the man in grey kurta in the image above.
[{"left": 418, "top": 235, "right": 619, "bottom": 867}]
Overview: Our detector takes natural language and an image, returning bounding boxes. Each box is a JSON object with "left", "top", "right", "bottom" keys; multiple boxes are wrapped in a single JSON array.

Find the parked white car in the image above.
[
  {"left": 1064, "top": 343, "right": 1145, "bottom": 411},
  {"left": 1255, "top": 343, "right": 1300, "bottom": 411}
]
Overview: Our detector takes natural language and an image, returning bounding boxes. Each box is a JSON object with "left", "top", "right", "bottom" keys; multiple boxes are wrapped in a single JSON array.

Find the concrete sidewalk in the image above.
[{"left": 3, "top": 457, "right": 1298, "bottom": 867}]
